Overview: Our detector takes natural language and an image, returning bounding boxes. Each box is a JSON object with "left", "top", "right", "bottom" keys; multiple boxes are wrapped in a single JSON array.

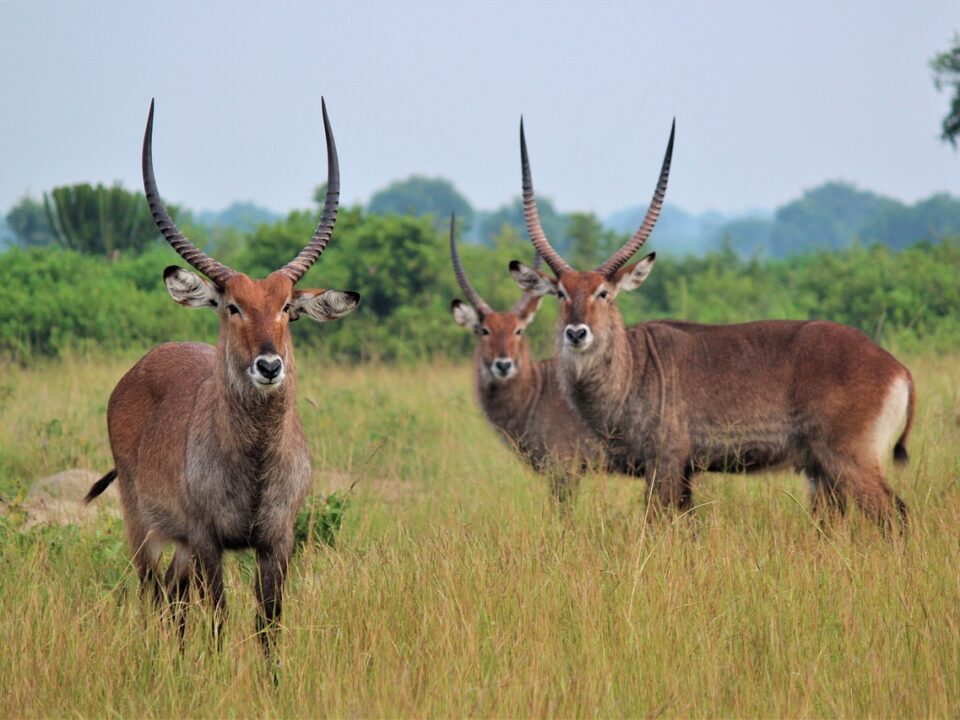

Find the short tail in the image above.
[
  {"left": 893, "top": 373, "right": 915, "bottom": 466},
  {"left": 84, "top": 468, "right": 117, "bottom": 504}
]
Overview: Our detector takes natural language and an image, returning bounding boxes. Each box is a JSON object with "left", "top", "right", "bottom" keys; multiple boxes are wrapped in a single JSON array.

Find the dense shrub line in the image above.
[{"left": 2, "top": 207, "right": 959, "bottom": 361}]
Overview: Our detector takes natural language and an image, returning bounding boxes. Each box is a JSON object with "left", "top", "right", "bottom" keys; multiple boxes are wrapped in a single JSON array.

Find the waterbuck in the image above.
[
  {"left": 84, "top": 99, "right": 360, "bottom": 648},
  {"left": 449, "top": 214, "right": 613, "bottom": 502},
  {"left": 510, "top": 119, "right": 914, "bottom": 528}
]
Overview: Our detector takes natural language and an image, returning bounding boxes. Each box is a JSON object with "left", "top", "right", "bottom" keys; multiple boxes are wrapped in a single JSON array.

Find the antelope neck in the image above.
[{"left": 214, "top": 343, "right": 297, "bottom": 444}]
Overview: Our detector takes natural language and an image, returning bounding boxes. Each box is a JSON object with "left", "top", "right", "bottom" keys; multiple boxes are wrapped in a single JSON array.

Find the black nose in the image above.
[
  {"left": 494, "top": 360, "right": 513, "bottom": 374},
  {"left": 256, "top": 357, "right": 282, "bottom": 380},
  {"left": 566, "top": 327, "right": 588, "bottom": 344}
]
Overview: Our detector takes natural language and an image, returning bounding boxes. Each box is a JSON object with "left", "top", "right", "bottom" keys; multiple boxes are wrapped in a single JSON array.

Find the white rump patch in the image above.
[{"left": 871, "top": 375, "right": 909, "bottom": 464}]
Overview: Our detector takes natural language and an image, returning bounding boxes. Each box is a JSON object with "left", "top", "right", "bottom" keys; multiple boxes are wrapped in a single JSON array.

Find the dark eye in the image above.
[
  {"left": 515, "top": 327, "right": 523, "bottom": 336},
  {"left": 556, "top": 289, "right": 566, "bottom": 301},
  {"left": 480, "top": 327, "right": 491, "bottom": 336},
  {"left": 597, "top": 290, "right": 609, "bottom": 300},
  {"left": 283, "top": 303, "right": 293, "bottom": 314},
  {"left": 227, "top": 304, "right": 241, "bottom": 316}
]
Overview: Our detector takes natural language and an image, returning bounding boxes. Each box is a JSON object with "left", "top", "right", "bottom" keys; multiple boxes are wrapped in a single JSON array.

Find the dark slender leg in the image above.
[
  {"left": 129, "top": 531, "right": 163, "bottom": 607},
  {"left": 139, "top": 566, "right": 164, "bottom": 607},
  {"left": 808, "top": 474, "right": 847, "bottom": 523},
  {"left": 548, "top": 470, "right": 579, "bottom": 510},
  {"left": 653, "top": 462, "right": 694, "bottom": 513},
  {"left": 195, "top": 542, "right": 226, "bottom": 648},
  {"left": 254, "top": 546, "right": 290, "bottom": 658},
  {"left": 845, "top": 469, "right": 907, "bottom": 536},
  {"left": 163, "top": 549, "right": 194, "bottom": 646}
]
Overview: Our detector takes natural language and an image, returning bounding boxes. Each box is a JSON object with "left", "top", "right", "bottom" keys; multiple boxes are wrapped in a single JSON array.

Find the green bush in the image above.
[
  {"left": 0, "top": 245, "right": 216, "bottom": 358},
  {"left": 3, "top": 207, "right": 960, "bottom": 361},
  {"left": 294, "top": 491, "right": 349, "bottom": 551}
]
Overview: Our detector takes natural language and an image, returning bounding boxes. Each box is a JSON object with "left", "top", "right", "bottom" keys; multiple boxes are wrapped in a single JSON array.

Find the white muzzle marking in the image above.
[
  {"left": 490, "top": 357, "right": 517, "bottom": 381},
  {"left": 563, "top": 324, "right": 593, "bottom": 352},
  {"left": 250, "top": 353, "right": 285, "bottom": 389}
]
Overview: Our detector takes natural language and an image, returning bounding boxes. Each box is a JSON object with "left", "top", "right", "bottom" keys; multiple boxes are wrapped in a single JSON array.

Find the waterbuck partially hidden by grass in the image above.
[
  {"left": 449, "top": 214, "right": 615, "bottom": 502},
  {"left": 84, "top": 99, "right": 360, "bottom": 649},
  {"left": 510, "top": 119, "right": 914, "bottom": 529}
]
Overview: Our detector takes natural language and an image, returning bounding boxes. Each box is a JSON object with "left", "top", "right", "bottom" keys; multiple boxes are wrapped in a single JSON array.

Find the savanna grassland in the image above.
[{"left": 1, "top": 351, "right": 959, "bottom": 718}]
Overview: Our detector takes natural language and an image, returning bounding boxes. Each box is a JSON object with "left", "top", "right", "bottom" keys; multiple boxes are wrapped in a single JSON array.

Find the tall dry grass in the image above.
[{"left": 1, "top": 350, "right": 958, "bottom": 717}]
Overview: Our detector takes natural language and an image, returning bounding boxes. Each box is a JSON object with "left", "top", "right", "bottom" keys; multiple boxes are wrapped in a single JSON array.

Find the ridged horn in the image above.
[
  {"left": 520, "top": 117, "right": 573, "bottom": 277},
  {"left": 279, "top": 97, "right": 340, "bottom": 283},
  {"left": 142, "top": 99, "right": 234, "bottom": 286},
  {"left": 595, "top": 119, "right": 675, "bottom": 278},
  {"left": 449, "top": 212, "right": 492, "bottom": 315}
]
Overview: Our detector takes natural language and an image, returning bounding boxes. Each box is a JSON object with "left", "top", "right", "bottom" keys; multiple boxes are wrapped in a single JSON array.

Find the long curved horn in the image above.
[
  {"left": 142, "top": 99, "right": 234, "bottom": 286},
  {"left": 449, "top": 212, "right": 493, "bottom": 315},
  {"left": 595, "top": 119, "right": 675, "bottom": 278},
  {"left": 520, "top": 118, "right": 573, "bottom": 277},
  {"left": 279, "top": 97, "right": 340, "bottom": 283}
]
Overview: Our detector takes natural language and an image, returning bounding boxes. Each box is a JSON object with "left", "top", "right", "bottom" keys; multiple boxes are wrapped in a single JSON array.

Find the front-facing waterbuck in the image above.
[
  {"left": 449, "top": 214, "right": 613, "bottom": 502},
  {"left": 84, "top": 99, "right": 360, "bottom": 649},
  {"left": 510, "top": 119, "right": 914, "bottom": 529}
]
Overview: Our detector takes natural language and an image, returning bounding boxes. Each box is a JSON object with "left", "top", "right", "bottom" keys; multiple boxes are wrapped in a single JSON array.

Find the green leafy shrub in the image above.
[
  {"left": 2, "top": 207, "right": 960, "bottom": 361},
  {"left": 294, "top": 491, "right": 349, "bottom": 551}
]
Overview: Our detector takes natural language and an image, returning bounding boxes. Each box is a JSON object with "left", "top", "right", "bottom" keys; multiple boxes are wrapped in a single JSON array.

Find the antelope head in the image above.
[
  {"left": 510, "top": 118, "right": 673, "bottom": 357},
  {"left": 144, "top": 99, "right": 360, "bottom": 392},
  {"left": 449, "top": 213, "right": 542, "bottom": 382}
]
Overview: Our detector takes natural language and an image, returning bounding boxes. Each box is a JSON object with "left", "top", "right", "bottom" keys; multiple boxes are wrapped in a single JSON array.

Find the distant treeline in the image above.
[
  {"left": 358, "top": 175, "right": 960, "bottom": 258},
  {"left": 6, "top": 176, "right": 960, "bottom": 260},
  {"left": 2, "top": 193, "right": 959, "bottom": 361}
]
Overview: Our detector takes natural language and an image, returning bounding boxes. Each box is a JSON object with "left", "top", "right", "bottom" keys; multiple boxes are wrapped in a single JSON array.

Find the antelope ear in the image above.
[
  {"left": 614, "top": 253, "right": 656, "bottom": 293},
  {"left": 291, "top": 289, "right": 361, "bottom": 322},
  {"left": 163, "top": 266, "right": 221, "bottom": 309},
  {"left": 451, "top": 300, "right": 480, "bottom": 331},
  {"left": 509, "top": 260, "right": 558, "bottom": 297},
  {"left": 515, "top": 294, "right": 543, "bottom": 326}
]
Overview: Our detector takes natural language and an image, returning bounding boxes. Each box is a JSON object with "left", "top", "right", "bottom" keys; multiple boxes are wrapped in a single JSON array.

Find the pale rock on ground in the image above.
[
  {"left": 21, "top": 469, "right": 120, "bottom": 528},
  {"left": 0, "top": 467, "right": 405, "bottom": 530}
]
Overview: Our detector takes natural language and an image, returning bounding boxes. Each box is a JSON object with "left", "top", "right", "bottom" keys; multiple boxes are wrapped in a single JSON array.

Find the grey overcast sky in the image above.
[{"left": 0, "top": 1, "right": 957, "bottom": 218}]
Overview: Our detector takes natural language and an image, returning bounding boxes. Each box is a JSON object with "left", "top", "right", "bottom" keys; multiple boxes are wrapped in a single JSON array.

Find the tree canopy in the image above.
[
  {"left": 6, "top": 196, "right": 53, "bottom": 248},
  {"left": 476, "top": 196, "right": 570, "bottom": 251},
  {"left": 367, "top": 176, "right": 474, "bottom": 232},
  {"left": 42, "top": 183, "right": 161, "bottom": 257},
  {"left": 931, "top": 34, "right": 960, "bottom": 148}
]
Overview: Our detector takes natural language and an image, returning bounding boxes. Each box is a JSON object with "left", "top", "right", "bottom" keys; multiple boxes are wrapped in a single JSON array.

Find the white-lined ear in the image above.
[
  {"left": 291, "top": 289, "right": 360, "bottom": 323},
  {"left": 509, "top": 260, "right": 558, "bottom": 297},
  {"left": 163, "top": 266, "right": 221, "bottom": 309},
  {"left": 451, "top": 299, "right": 480, "bottom": 331},
  {"left": 515, "top": 294, "right": 543, "bottom": 327},
  {"left": 614, "top": 253, "right": 656, "bottom": 293}
]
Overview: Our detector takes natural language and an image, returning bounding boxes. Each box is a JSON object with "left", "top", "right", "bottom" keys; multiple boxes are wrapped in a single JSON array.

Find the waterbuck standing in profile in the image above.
[
  {"left": 449, "top": 214, "right": 614, "bottom": 502},
  {"left": 510, "top": 119, "right": 914, "bottom": 528},
  {"left": 84, "top": 99, "right": 360, "bottom": 649}
]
